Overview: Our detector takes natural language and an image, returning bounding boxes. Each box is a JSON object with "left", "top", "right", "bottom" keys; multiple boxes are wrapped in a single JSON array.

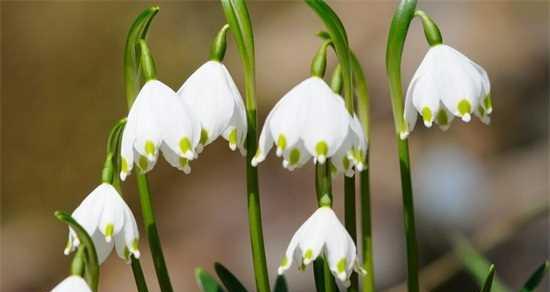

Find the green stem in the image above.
[
  {"left": 220, "top": 1, "right": 269, "bottom": 291},
  {"left": 386, "top": 1, "right": 420, "bottom": 291},
  {"left": 136, "top": 173, "right": 173, "bottom": 292},
  {"left": 350, "top": 53, "right": 375, "bottom": 292},
  {"left": 344, "top": 176, "right": 358, "bottom": 292},
  {"left": 131, "top": 255, "right": 150, "bottom": 292}
]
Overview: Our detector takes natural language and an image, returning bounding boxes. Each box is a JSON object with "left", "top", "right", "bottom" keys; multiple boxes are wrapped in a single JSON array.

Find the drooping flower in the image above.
[
  {"left": 64, "top": 183, "right": 140, "bottom": 264},
  {"left": 403, "top": 44, "right": 492, "bottom": 138},
  {"left": 252, "top": 77, "right": 366, "bottom": 175},
  {"left": 177, "top": 61, "right": 247, "bottom": 154},
  {"left": 51, "top": 275, "right": 91, "bottom": 292},
  {"left": 277, "top": 207, "right": 361, "bottom": 286},
  {"left": 120, "top": 79, "right": 201, "bottom": 180}
]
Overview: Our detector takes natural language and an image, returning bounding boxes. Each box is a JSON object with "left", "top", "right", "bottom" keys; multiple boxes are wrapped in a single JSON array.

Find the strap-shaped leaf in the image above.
[
  {"left": 214, "top": 262, "right": 248, "bottom": 292},
  {"left": 55, "top": 211, "right": 99, "bottom": 292},
  {"left": 196, "top": 268, "right": 225, "bottom": 292},
  {"left": 305, "top": 0, "right": 353, "bottom": 112},
  {"left": 520, "top": 261, "right": 549, "bottom": 292},
  {"left": 123, "top": 6, "right": 159, "bottom": 108},
  {"left": 273, "top": 275, "right": 289, "bottom": 292},
  {"left": 480, "top": 265, "right": 495, "bottom": 292}
]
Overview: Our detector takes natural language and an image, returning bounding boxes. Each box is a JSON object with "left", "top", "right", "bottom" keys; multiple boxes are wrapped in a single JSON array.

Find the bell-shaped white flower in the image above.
[
  {"left": 252, "top": 77, "right": 366, "bottom": 174},
  {"left": 120, "top": 79, "right": 201, "bottom": 180},
  {"left": 64, "top": 183, "right": 140, "bottom": 264},
  {"left": 177, "top": 61, "right": 247, "bottom": 154},
  {"left": 51, "top": 275, "right": 91, "bottom": 292},
  {"left": 403, "top": 44, "right": 492, "bottom": 138},
  {"left": 278, "top": 207, "right": 361, "bottom": 286}
]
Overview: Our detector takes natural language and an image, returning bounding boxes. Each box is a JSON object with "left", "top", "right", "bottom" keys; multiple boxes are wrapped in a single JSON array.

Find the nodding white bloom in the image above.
[
  {"left": 177, "top": 61, "right": 247, "bottom": 154},
  {"left": 120, "top": 79, "right": 201, "bottom": 180},
  {"left": 252, "top": 77, "right": 366, "bottom": 175},
  {"left": 403, "top": 44, "right": 492, "bottom": 138},
  {"left": 51, "top": 275, "right": 91, "bottom": 292},
  {"left": 278, "top": 207, "right": 362, "bottom": 286},
  {"left": 64, "top": 183, "right": 140, "bottom": 264}
]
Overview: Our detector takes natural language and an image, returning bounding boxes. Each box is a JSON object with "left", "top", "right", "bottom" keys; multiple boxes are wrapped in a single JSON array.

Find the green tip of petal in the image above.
[
  {"left": 289, "top": 148, "right": 300, "bottom": 166},
  {"left": 145, "top": 140, "right": 155, "bottom": 156},
  {"left": 121, "top": 158, "right": 129, "bottom": 173},
  {"left": 280, "top": 256, "right": 289, "bottom": 268},
  {"left": 179, "top": 157, "right": 189, "bottom": 168},
  {"left": 200, "top": 129, "right": 209, "bottom": 145},
  {"left": 315, "top": 141, "right": 328, "bottom": 157},
  {"left": 138, "top": 155, "right": 148, "bottom": 171},
  {"left": 228, "top": 128, "right": 238, "bottom": 146},
  {"left": 458, "top": 99, "right": 472, "bottom": 116},
  {"left": 336, "top": 258, "right": 347, "bottom": 274},
  {"left": 342, "top": 157, "right": 350, "bottom": 170},
  {"left": 436, "top": 109, "right": 449, "bottom": 126},
  {"left": 131, "top": 239, "right": 139, "bottom": 251},
  {"left": 421, "top": 107, "right": 433, "bottom": 127},
  {"left": 277, "top": 135, "right": 287, "bottom": 151},
  {"left": 104, "top": 224, "right": 114, "bottom": 241},
  {"left": 304, "top": 249, "right": 314, "bottom": 260},
  {"left": 179, "top": 137, "right": 192, "bottom": 154}
]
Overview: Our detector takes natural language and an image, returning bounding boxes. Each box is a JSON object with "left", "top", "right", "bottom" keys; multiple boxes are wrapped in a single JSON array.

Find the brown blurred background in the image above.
[{"left": 1, "top": 1, "right": 548, "bottom": 291}]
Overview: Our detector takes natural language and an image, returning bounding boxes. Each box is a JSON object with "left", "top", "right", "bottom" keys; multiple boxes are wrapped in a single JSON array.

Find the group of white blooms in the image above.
[{"left": 53, "top": 43, "right": 490, "bottom": 291}]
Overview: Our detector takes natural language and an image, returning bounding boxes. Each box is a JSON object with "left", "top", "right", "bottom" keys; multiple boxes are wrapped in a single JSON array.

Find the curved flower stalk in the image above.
[
  {"left": 177, "top": 25, "right": 247, "bottom": 154},
  {"left": 278, "top": 207, "right": 362, "bottom": 287},
  {"left": 403, "top": 44, "right": 492, "bottom": 136},
  {"left": 51, "top": 276, "right": 92, "bottom": 292},
  {"left": 65, "top": 183, "right": 140, "bottom": 264},
  {"left": 120, "top": 41, "right": 201, "bottom": 180}
]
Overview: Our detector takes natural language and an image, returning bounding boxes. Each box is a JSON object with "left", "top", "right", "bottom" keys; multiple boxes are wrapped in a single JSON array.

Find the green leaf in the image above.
[
  {"left": 480, "top": 265, "right": 495, "bottom": 292},
  {"left": 214, "top": 262, "right": 248, "bottom": 292},
  {"left": 123, "top": 6, "right": 159, "bottom": 108},
  {"left": 520, "top": 261, "right": 549, "bottom": 292},
  {"left": 195, "top": 268, "right": 225, "bottom": 292},
  {"left": 273, "top": 275, "right": 288, "bottom": 292},
  {"left": 305, "top": 0, "right": 353, "bottom": 112},
  {"left": 55, "top": 211, "right": 99, "bottom": 292}
]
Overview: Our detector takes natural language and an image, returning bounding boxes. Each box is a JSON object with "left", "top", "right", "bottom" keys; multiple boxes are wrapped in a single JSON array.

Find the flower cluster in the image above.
[{"left": 120, "top": 60, "right": 246, "bottom": 180}]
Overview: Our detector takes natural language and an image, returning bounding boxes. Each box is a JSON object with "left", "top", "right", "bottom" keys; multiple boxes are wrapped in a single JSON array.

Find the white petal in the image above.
[
  {"left": 269, "top": 78, "right": 313, "bottom": 155},
  {"left": 91, "top": 229, "right": 115, "bottom": 264},
  {"left": 177, "top": 61, "right": 236, "bottom": 146},
  {"left": 129, "top": 81, "right": 163, "bottom": 161},
  {"left": 297, "top": 208, "right": 329, "bottom": 265},
  {"left": 411, "top": 72, "right": 440, "bottom": 128},
  {"left": 404, "top": 51, "right": 432, "bottom": 136},
  {"left": 323, "top": 209, "right": 356, "bottom": 283},
  {"left": 301, "top": 80, "right": 350, "bottom": 162},
  {"left": 221, "top": 79, "right": 247, "bottom": 154},
  {"left": 115, "top": 207, "right": 140, "bottom": 261},
  {"left": 252, "top": 104, "right": 277, "bottom": 166},
  {"left": 120, "top": 118, "right": 136, "bottom": 180},
  {"left": 51, "top": 276, "right": 91, "bottom": 292}
]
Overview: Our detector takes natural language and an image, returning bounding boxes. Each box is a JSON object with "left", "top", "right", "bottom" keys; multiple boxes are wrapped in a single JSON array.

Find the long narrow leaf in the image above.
[
  {"left": 480, "top": 265, "right": 495, "bottom": 292},
  {"left": 214, "top": 262, "right": 248, "bottom": 292},
  {"left": 196, "top": 268, "right": 225, "bottom": 292},
  {"left": 520, "top": 261, "right": 549, "bottom": 292}
]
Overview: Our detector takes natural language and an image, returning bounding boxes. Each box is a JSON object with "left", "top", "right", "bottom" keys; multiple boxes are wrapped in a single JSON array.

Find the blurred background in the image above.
[{"left": 1, "top": 1, "right": 548, "bottom": 291}]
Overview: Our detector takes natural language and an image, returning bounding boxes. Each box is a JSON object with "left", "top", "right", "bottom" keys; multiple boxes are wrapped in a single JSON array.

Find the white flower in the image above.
[
  {"left": 252, "top": 77, "right": 366, "bottom": 174},
  {"left": 177, "top": 61, "right": 247, "bottom": 154},
  {"left": 51, "top": 275, "right": 91, "bottom": 292},
  {"left": 403, "top": 44, "right": 492, "bottom": 138},
  {"left": 120, "top": 79, "right": 201, "bottom": 180},
  {"left": 64, "top": 183, "right": 140, "bottom": 264},
  {"left": 278, "top": 207, "right": 361, "bottom": 286}
]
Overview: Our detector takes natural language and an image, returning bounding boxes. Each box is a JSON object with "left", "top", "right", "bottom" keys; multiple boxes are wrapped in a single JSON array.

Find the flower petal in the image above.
[
  {"left": 51, "top": 275, "right": 92, "bottom": 292},
  {"left": 281, "top": 141, "right": 312, "bottom": 171},
  {"left": 160, "top": 143, "right": 191, "bottom": 174}
]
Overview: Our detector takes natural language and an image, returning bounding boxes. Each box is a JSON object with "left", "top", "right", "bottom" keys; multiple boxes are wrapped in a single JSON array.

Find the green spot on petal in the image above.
[
  {"left": 104, "top": 224, "right": 114, "bottom": 238},
  {"left": 145, "top": 140, "right": 155, "bottom": 156},
  {"left": 315, "top": 141, "right": 328, "bottom": 157},
  {"left": 131, "top": 239, "right": 139, "bottom": 251},
  {"left": 342, "top": 156, "right": 350, "bottom": 170},
  {"left": 483, "top": 95, "right": 492, "bottom": 111},
  {"left": 179, "top": 157, "right": 189, "bottom": 168},
  {"left": 436, "top": 110, "right": 448, "bottom": 126},
  {"left": 336, "top": 258, "right": 347, "bottom": 273},
  {"left": 304, "top": 249, "right": 313, "bottom": 260},
  {"left": 228, "top": 128, "right": 238, "bottom": 146},
  {"left": 200, "top": 129, "right": 209, "bottom": 145},
  {"left": 280, "top": 256, "right": 288, "bottom": 268},
  {"left": 138, "top": 155, "right": 148, "bottom": 171},
  {"left": 121, "top": 158, "right": 129, "bottom": 173},
  {"left": 289, "top": 148, "right": 300, "bottom": 165},
  {"left": 457, "top": 99, "right": 472, "bottom": 116},
  {"left": 478, "top": 105, "right": 486, "bottom": 116},
  {"left": 421, "top": 107, "right": 432, "bottom": 124},
  {"left": 277, "top": 134, "right": 287, "bottom": 151},
  {"left": 179, "top": 137, "right": 192, "bottom": 154}
]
